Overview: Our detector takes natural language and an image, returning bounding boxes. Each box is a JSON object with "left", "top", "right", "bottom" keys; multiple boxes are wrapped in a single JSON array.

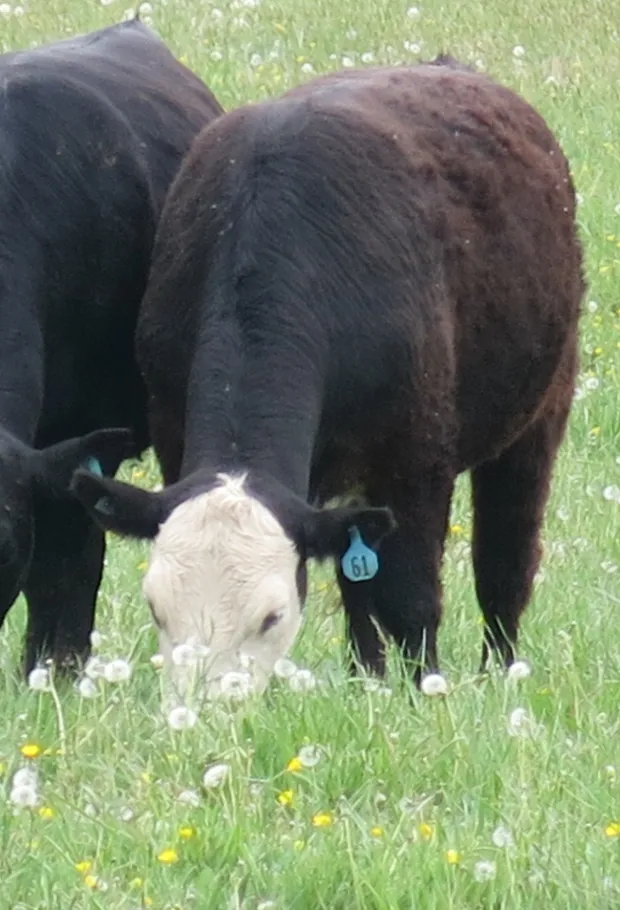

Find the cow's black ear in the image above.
[
  {"left": 32, "top": 428, "right": 139, "bottom": 494},
  {"left": 70, "top": 470, "right": 165, "bottom": 539},
  {"left": 302, "top": 505, "right": 396, "bottom": 561}
]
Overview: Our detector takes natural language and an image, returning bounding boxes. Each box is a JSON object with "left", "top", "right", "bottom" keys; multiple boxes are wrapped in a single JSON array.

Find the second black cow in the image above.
[{"left": 0, "top": 18, "right": 222, "bottom": 674}]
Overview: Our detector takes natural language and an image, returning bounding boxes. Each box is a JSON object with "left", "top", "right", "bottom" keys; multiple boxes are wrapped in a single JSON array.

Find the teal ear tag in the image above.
[
  {"left": 341, "top": 526, "right": 379, "bottom": 582},
  {"left": 84, "top": 456, "right": 103, "bottom": 477}
]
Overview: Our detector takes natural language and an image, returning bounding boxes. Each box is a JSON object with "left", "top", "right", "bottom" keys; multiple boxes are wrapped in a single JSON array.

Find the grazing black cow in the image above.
[
  {"left": 72, "top": 58, "right": 584, "bottom": 695},
  {"left": 0, "top": 17, "right": 223, "bottom": 675}
]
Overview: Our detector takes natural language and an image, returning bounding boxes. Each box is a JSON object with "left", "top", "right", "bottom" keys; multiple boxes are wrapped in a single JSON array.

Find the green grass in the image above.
[{"left": 1, "top": 0, "right": 620, "bottom": 907}]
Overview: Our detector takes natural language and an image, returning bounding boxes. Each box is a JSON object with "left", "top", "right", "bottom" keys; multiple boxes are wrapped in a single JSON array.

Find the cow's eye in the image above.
[{"left": 259, "top": 611, "right": 282, "bottom": 635}]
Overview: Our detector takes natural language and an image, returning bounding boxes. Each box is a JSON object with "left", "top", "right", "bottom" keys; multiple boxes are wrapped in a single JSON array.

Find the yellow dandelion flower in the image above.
[
  {"left": 130, "top": 877, "right": 144, "bottom": 889},
  {"left": 286, "top": 757, "right": 303, "bottom": 773},
  {"left": 83, "top": 875, "right": 100, "bottom": 890},
  {"left": 590, "top": 426, "right": 601, "bottom": 437},
  {"left": 293, "top": 839, "right": 305, "bottom": 851},
  {"left": 75, "top": 860, "right": 93, "bottom": 874},
  {"left": 370, "top": 826, "right": 384, "bottom": 838},
  {"left": 20, "top": 743, "right": 42, "bottom": 759},
  {"left": 418, "top": 822, "right": 434, "bottom": 841},
  {"left": 445, "top": 849, "right": 461, "bottom": 864},
  {"left": 593, "top": 347, "right": 603, "bottom": 355},
  {"left": 145, "top": 900, "right": 153, "bottom": 908},
  {"left": 140, "top": 771, "right": 153, "bottom": 784},
  {"left": 38, "top": 806, "right": 54, "bottom": 819},
  {"left": 157, "top": 848, "right": 179, "bottom": 865},
  {"left": 138, "top": 560, "right": 148, "bottom": 571},
  {"left": 29, "top": 839, "right": 40, "bottom": 850},
  {"left": 311, "top": 810, "right": 333, "bottom": 827},
  {"left": 277, "top": 789, "right": 294, "bottom": 807},
  {"left": 604, "top": 822, "right": 620, "bottom": 838},
  {"left": 178, "top": 826, "right": 195, "bottom": 840},
  {"left": 450, "top": 523, "right": 464, "bottom": 535}
]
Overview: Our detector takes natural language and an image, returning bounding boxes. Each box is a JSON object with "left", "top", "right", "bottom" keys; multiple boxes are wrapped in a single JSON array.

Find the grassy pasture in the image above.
[{"left": 1, "top": 0, "right": 620, "bottom": 907}]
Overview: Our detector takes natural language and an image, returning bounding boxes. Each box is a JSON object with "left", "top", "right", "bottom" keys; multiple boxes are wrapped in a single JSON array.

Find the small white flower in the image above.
[
  {"left": 298, "top": 745, "right": 321, "bottom": 767},
  {"left": 587, "top": 299, "right": 599, "bottom": 313},
  {"left": 103, "top": 658, "right": 132, "bottom": 683},
  {"left": 210, "top": 50, "right": 223, "bottom": 61},
  {"left": 218, "top": 670, "right": 254, "bottom": 700},
  {"left": 118, "top": 806, "right": 135, "bottom": 822},
  {"left": 171, "top": 642, "right": 210, "bottom": 667},
  {"left": 212, "top": 7, "right": 223, "bottom": 18},
  {"left": 250, "top": 53, "right": 263, "bottom": 67},
  {"left": 507, "top": 660, "right": 531, "bottom": 682},
  {"left": 346, "top": 28, "right": 357, "bottom": 39},
  {"left": 584, "top": 376, "right": 599, "bottom": 391},
  {"left": 28, "top": 668, "right": 50, "bottom": 691},
  {"left": 601, "top": 560, "right": 618, "bottom": 574},
  {"left": 90, "top": 630, "right": 102, "bottom": 649},
  {"left": 575, "top": 192, "right": 584, "bottom": 205},
  {"left": 84, "top": 802, "right": 98, "bottom": 818},
  {"left": 615, "top": 204, "right": 620, "bottom": 216},
  {"left": 288, "top": 669, "right": 316, "bottom": 691},
  {"left": 257, "top": 902, "right": 276, "bottom": 910},
  {"left": 404, "top": 40, "right": 421, "bottom": 55},
  {"left": 12, "top": 4, "right": 23, "bottom": 14},
  {"left": 177, "top": 789, "right": 201, "bottom": 807},
  {"left": 138, "top": 0, "right": 152, "bottom": 9},
  {"left": 10, "top": 784, "right": 38, "bottom": 808},
  {"left": 406, "top": 6, "right": 421, "bottom": 19},
  {"left": 77, "top": 677, "right": 99, "bottom": 699},
  {"left": 150, "top": 653, "right": 164, "bottom": 670},
  {"left": 361, "top": 51, "right": 375, "bottom": 64},
  {"left": 342, "top": 56, "right": 355, "bottom": 68},
  {"left": 512, "top": 45, "right": 526, "bottom": 58},
  {"left": 99, "top": 0, "right": 116, "bottom": 5},
  {"left": 12, "top": 767, "right": 37, "bottom": 789},
  {"left": 167, "top": 705, "right": 198, "bottom": 730},
  {"left": 507, "top": 706, "right": 537, "bottom": 738},
  {"left": 238, "top": 651, "right": 255, "bottom": 670},
  {"left": 202, "top": 762, "right": 231, "bottom": 789},
  {"left": 84, "top": 656, "right": 107, "bottom": 679},
  {"left": 491, "top": 824, "right": 514, "bottom": 848},
  {"left": 473, "top": 859, "right": 497, "bottom": 882},
  {"left": 0, "top": 3, "right": 12, "bottom": 15},
  {"left": 300, "top": 62, "right": 315, "bottom": 74},
  {"left": 274, "top": 658, "right": 298, "bottom": 679},
  {"left": 421, "top": 673, "right": 448, "bottom": 696},
  {"left": 602, "top": 485, "right": 620, "bottom": 503}
]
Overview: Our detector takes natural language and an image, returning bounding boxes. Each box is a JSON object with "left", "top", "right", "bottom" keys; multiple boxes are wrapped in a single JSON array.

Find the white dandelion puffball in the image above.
[
  {"left": 491, "top": 824, "right": 515, "bottom": 848},
  {"left": 602, "top": 485, "right": 620, "bottom": 503},
  {"left": 406, "top": 5, "right": 421, "bottom": 19},
  {"left": 202, "top": 763, "right": 231, "bottom": 789},
  {"left": 298, "top": 745, "right": 321, "bottom": 767},
  {"left": 274, "top": 657, "right": 298, "bottom": 678},
  {"left": 507, "top": 660, "right": 531, "bottom": 682},
  {"left": 167, "top": 705, "right": 198, "bottom": 731},
  {"left": 288, "top": 668, "right": 317, "bottom": 691},
  {"left": 90, "top": 630, "right": 102, "bottom": 649},
  {"left": 28, "top": 667, "right": 50, "bottom": 691},
  {"left": 10, "top": 784, "right": 39, "bottom": 808},
  {"left": 84, "top": 656, "right": 107, "bottom": 679},
  {"left": 421, "top": 673, "right": 448, "bottom": 696},
  {"left": 12, "top": 767, "right": 37, "bottom": 789},
  {"left": 218, "top": 670, "right": 254, "bottom": 700},
  {"left": 473, "top": 859, "right": 497, "bottom": 882},
  {"left": 512, "top": 45, "right": 525, "bottom": 58},
  {"left": 171, "top": 642, "right": 210, "bottom": 667},
  {"left": 77, "top": 677, "right": 99, "bottom": 699},
  {"left": 507, "top": 706, "right": 538, "bottom": 738},
  {"left": 177, "top": 789, "right": 201, "bottom": 807},
  {"left": 150, "top": 653, "right": 164, "bottom": 670},
  {"left": 103, "top": 658, "right": 132, "bottom": 683}
]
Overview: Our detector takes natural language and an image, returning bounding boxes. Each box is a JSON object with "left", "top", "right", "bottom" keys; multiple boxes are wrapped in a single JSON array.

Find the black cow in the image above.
[
  {"left": 0, "top": 17, "right": 222, "bottom": 675},
  {"left": 72, "top": 59, "right": 583, "bottom": 695}
]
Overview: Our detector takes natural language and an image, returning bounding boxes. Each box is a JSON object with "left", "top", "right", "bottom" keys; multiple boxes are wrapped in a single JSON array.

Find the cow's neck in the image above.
[{"left": 180, "top": 314, "right": 322, "bottom": 499}]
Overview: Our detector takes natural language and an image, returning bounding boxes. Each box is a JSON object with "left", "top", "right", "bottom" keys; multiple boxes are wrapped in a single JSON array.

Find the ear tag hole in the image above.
[
  {"left": 84, "top": 456, "right": 103, "bottom": 477},
  {"left": 341, "top": 525, "right": 379, "bottom": 582}
]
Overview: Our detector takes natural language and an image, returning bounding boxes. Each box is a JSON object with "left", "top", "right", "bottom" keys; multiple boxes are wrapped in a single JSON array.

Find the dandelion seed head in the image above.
[
  {"left": 103, "top": 658, "right": 132, "bottom": 683},
  {"left": 507, "top": 660, "right": 531, "bottom": 681},
  {"left": 473, "top": 859, "right": 497, "bottom": 882},
  {"left": 421, "top": 673, "right": 448, "bottom": 696},
  {"left": 167, "top": 706, "right": 198, "bottom": 730},
  {"left": 202, "top": 762, "right": 231, "bottom": 789},
  {"left": 28, "top": 667, "right": 50, "bottom": 691}
]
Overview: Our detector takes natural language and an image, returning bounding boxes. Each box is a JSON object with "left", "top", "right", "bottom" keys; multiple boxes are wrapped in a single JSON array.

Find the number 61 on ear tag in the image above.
[{"left": 341, "top": 526, "right": 379, "bottom": 582}]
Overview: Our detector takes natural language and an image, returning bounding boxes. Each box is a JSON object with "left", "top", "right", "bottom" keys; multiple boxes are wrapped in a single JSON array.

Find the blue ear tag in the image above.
[
  {"left": 341, "top": 526, "right": 379, "bottom": 582},
  {"left": 84, "top": 456, "right": 103, "bottom": 477}
]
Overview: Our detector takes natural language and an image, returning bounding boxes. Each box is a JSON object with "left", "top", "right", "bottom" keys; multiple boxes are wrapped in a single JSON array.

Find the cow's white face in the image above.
[{"left": 142, "top": 474, "right": 302, "bottom": 698}]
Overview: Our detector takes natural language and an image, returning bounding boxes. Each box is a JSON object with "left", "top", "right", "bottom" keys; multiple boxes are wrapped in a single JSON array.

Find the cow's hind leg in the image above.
[
  {"left": 338, "top": 470, "right": 454, "bottom": 684},
  {"left": 472, "top": 399, "right": 572, "bottom": 671},
  {"left": 22, "top": 499, "right": 105, "bottom": 677}
]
